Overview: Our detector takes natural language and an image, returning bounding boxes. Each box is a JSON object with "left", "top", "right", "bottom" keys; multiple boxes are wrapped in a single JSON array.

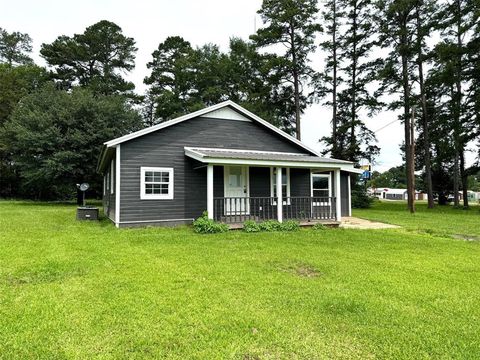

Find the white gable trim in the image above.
[
  {"left": 103, "top": 101, "right": 320, "bottom": 157},
  {"left": 200, "top": 107, "right": 251, "bottom": 122}
]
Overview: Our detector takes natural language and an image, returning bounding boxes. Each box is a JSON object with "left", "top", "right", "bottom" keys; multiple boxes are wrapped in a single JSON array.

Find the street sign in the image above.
[{"left": 361, "top": 170, "right": 371, "bottom": 180}]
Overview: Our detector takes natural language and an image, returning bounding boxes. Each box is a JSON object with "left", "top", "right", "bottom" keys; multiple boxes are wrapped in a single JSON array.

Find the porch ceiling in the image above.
[{"left": 184, "top": 147, "right": 363, "bottom": 173}]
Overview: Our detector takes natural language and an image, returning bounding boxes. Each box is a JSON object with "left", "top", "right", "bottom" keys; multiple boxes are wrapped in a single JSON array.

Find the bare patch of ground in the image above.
[{"left": 340, "top": 217, "right": 400, "bottom": 229}]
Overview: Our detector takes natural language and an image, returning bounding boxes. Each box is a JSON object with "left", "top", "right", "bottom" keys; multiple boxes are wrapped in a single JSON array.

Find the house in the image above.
[
  {"left": 370, "top": 188, "right": 424, "bottom": 200},
  {"left": 98, "top": 101, "right": 362, "bottom": 228}
]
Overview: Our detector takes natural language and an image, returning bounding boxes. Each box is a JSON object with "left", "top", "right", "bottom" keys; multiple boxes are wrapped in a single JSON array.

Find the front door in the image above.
[{"left": 224, "top": 166, "right": 249, "bottom": 215}]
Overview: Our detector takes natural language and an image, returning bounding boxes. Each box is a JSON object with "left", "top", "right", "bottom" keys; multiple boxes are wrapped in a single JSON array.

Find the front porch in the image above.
[
  {"left": 213, "top": 196, "right": 339, "bottom": 226},
  {"left": 185, "top": 146, "right": 362, "bottom": 226}
]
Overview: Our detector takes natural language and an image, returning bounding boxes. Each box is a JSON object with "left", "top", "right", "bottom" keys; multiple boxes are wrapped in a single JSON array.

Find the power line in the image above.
[{"left": 373, "top": 118, "right": 401, "bottom": 133}]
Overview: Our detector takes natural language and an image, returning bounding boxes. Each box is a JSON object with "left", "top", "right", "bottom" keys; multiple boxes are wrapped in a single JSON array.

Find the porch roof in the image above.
[{"left": 184, "top": 147, "right": 363, "bottom": 173}]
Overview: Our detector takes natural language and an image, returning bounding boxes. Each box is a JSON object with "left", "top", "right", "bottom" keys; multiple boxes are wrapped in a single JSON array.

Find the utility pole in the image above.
[{"left": 407, "top": 107, "right": 416, "bottom": 213}]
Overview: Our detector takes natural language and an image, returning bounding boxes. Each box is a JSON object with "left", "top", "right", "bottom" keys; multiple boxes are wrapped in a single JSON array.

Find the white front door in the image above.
[{"left": 224, "top": 166, "right": 249, "bottom": 215}]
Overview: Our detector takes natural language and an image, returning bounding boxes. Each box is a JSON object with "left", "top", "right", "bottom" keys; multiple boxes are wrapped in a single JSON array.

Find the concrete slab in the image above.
[{"left": 340, "top": 217, "right": 400, "bottom": 229}]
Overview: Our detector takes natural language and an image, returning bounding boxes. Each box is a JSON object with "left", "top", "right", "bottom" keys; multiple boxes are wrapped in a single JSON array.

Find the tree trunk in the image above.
[
  {"left": 290, "top": 24, "right": 301, "bottom": 140},
  {"left": 460, "top": 150, "right": 469, "bottom": 207},
  {"left": 401, "top": 17, "right": 415, "bottom": 213},
  {"left": 453, "top": 150, "right": 460, "bottom": 206},
  {"left": 416, "top": 4, "right": 434, "bottom": 208},
  {"left": 350, "top": 0, "right": 358, "bottom": 162},
  {"left": 332, "top": 0, "right": 338, "bottom": 157}
]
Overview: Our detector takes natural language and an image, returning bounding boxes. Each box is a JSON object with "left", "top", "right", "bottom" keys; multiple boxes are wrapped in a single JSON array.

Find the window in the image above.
[
  {"left": 140, "top": 167, "right": 174, "bottom": 200},
  {"left": 312, "top": 173, "right": 331, "bottom": 205},
  {"left": 270, "top": 168, "right": 290, "bottom": 204},
  {"left": 106, "top": 170, "right": 110, "bottom": 193}
]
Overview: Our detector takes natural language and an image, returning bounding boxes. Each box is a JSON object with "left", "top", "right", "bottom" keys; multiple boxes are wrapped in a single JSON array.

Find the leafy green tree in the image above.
[
  {"left": 40, "top": 20, "right": 137, "bottom": 95},
  {"left": 2, "top": 85, "right": 142, "bottom": 199},
  {"left": 251, "top": 0, "right": 322, "bottom": 140},
  {"left": 0, "top": 28, "right": 33, "bottom": 65},
  {"left": 0, "top": 64, "right": 49, "bottom": 197}
]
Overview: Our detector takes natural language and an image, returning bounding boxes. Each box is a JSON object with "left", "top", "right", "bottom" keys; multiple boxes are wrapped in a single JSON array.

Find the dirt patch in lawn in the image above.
[
  {"left": 278, "top": 262, "right": 321, "bottom": 278},
  {"left": 452, "top": 234, "right": 480, "bottom": 242}
]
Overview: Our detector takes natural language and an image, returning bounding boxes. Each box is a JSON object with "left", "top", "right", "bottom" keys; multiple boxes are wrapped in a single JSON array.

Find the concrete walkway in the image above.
[{"left": 340, "top": 217, "right": 400, "bottom": 229}]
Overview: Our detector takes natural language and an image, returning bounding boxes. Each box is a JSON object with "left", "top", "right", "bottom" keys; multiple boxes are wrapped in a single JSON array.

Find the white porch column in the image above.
[
  {"left": 276, "top": 167, "right": 283, "bottom": 222},
  {"left": 347, "top": 173, "right": 352, "bottom": 216},
  {"left": 207, "top": 164, "right": 214, "bottom": 219},
  {"left": 334, "top": 169, "right": 342, "bottom": 222}
]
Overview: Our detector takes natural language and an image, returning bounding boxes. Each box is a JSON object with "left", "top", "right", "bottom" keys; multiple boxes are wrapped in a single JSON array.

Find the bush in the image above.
[
  {"left": 258, "top": 220, "right": 283, "bottom": 231},
  {"left": 312, "top": 223, "right": 326, "bottom": 230},
  {"left": 243, "top": 220, "right": 261, "bottom": 232},
  {"left": 280, "top": 220, "right": 300, "bottom": 231},
  {"left": 193, "top": 212, "right": 229, "bottom": 234},
  {"left": 351, "top": 189, "right": 373, "bottom": 209},
  {"left": 244, "top": 219, "right": 300, "bottom": 232}
]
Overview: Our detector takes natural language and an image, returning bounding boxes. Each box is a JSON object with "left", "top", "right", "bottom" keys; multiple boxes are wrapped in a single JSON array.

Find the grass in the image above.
[
  {"left": 353, "top": 200, "right": 480, "bottom": 237},
  {"left": 0, "top": 200, "right": 479, "bottom": 359}
]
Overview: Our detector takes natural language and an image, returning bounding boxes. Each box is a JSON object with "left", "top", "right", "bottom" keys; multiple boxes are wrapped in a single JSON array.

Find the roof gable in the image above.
[
  {"left": 200, "top": 106, "right": 251, "bottom": 122},
  {"left": 103, "top": 100, "right": 319, "bottom": 156}
]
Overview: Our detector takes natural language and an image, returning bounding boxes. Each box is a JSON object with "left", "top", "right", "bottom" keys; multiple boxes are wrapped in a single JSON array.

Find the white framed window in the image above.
[
  {"left": 311, "top": 173, "right": 331, "bottom": 205},
  {"left": 270, "top": 167, "right": 290, "bottom": 205},
  {"left": 106, "top": 170, "right": 110, "bottom": 193},
  {"left": 103, "top": 174, "right": 106, "bottom": 195},
  {"left": 110, "top": 159, "right": 115, "bottom": 194},
  {"left": 140, "top": 167, "right": 174, "bottom": 200}
]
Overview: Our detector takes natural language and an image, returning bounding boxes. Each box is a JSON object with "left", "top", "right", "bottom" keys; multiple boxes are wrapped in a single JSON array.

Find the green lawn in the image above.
[
  {"left": 354, "top": 200, "right": 480, "bottom": 237},
  {"left": 0, "top": 201, "right": 479, "bottom": 359}
]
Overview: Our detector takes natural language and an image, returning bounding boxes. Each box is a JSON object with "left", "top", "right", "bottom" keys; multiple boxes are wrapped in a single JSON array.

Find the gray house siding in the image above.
[{"left": 119, "top": 116, "right": 310, "bottom": 226}]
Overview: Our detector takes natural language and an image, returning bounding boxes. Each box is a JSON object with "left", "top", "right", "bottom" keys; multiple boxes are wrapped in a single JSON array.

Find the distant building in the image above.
[{"left": 369, "top": 188, "right": 424, "bottom": 200}]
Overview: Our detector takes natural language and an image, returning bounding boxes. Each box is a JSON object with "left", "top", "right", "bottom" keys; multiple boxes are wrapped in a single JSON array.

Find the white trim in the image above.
[
  {"left": 115, "top": 145, "right": 120, "bottom": 228},
  {"left": 110, "top": 159, "right": 114, "bottom": 194},
  {"left": 311, "top": 172, "right": 332, "bottom": 206},
  {"left": 335, "top": 169, "right": 342, "bottom": 222},
  {"left": 276, "top": 167, "right": 283, "bottom": 222},
  {"left": 103, "top": 174, "right": 106, "bottom": 196},
  {"left": 207, "top": 164, "right": 214, "bottom": 219},
  {"left": 117, "top": 218, "right": 195, "bottom": 225},
  {"left": 103, "top": 101, "right": 322, "bottom": 157},
  {"left": 140, "top": 167, "right": 174, "bottom": 200},
  {"left": 270, "top": 167, "right": 290, "bottom": 205},
  {"left": 347, "top": 174, "right": 352, "bottom": 216}
]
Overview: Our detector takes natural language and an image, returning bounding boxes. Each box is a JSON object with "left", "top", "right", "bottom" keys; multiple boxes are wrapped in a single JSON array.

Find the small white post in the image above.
[
  {"left": 276, "top": 167, "right": 283, "bottom": 223},
  {"left": 335, "top": 169, "right": 342, "bottom": 222},
  {"left": 207, "top": 164, "right": 214, "bottom": 219},
  {"left": 347, "top": 173, "right": 352, "bottom": 216}
]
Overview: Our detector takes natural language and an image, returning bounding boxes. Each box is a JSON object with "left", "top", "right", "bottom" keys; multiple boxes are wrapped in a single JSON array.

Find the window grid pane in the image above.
[{"left": 143, "top": 169, "right": 172, "bottom": 197}]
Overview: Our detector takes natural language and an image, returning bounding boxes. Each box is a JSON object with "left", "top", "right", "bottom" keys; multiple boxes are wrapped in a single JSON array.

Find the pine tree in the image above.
[
  {"left": 251, "top": 0, "right": 322, "bottom": 140},
  {"left": 375, "top": 0, "right": 418, "bottom": 213}
]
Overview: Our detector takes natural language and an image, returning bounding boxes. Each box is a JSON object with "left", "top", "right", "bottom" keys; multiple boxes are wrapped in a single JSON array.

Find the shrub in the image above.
[
  {"left": 258, "top": 220, "right": 283, "bottom": 232},
  {"left": 351, "top": 189, "right": 373, "bottom": 209},
  {"left": 280, "top": 220, "right": 300, "bottom": 231},
  {"left": 243, "top": 220, "right": 261, "bottom": 232},
  {"left": 312, "top": 223, "right": 326, "bottom": 230},
  {"left": 192, "top": 212, "right": 229, "bottom": 234},
  {"left": 244, "top": 219, "right": 300, "bottom": 232}
]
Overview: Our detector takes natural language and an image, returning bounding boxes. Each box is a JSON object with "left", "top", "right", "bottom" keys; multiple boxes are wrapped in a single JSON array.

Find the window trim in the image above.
[
  {"left": 311, "top": 172, "right": 331, "bottom": 206},
  {"left": 270, "top": 167, "right": 290, "bottom": 205},
  {"left": 140, "top": 167, "right": 174, "bottom": 200}
]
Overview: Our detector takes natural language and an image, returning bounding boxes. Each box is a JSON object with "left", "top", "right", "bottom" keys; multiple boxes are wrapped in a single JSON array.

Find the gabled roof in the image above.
[{"left": 103, "top": 100, "right": 319, "bottom": 156}]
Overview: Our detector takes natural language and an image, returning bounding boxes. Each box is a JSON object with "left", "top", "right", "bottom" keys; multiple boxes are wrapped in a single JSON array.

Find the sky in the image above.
[{"left": 2, "top": 0, "right": 476, "bottom": 172}]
